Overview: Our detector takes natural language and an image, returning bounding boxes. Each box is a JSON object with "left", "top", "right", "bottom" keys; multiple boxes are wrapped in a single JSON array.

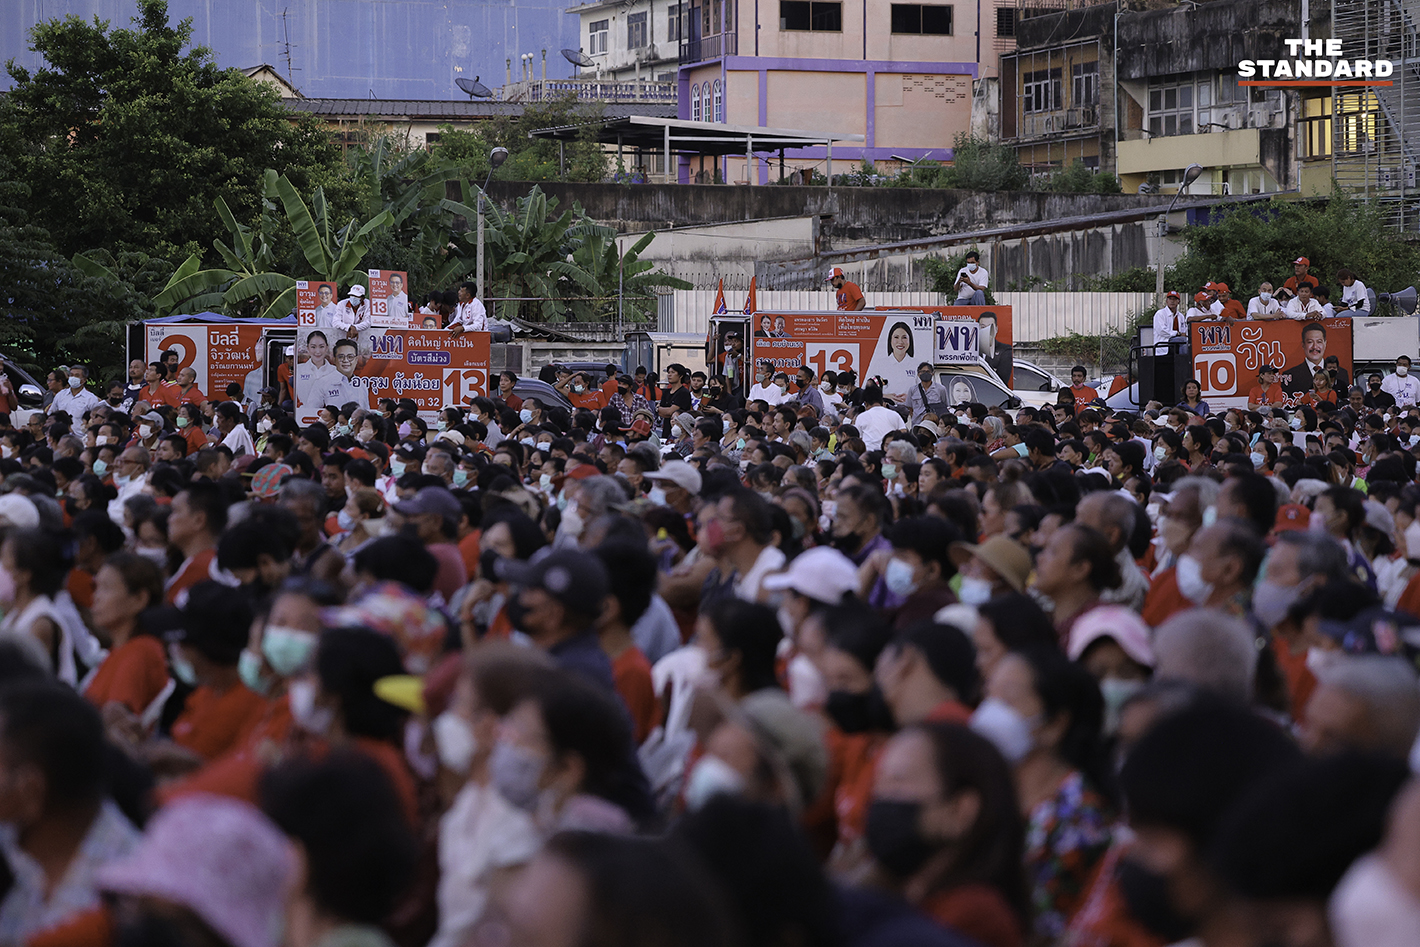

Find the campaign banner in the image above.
[
  {"left": 367, "top": 270, "right": 411, "bottom": 328},
  {"left": 294, "top": 327, "right": 491, "bottom": 425},
  {"left": 296, "top": 281, "right": 338, "bottom": 327},
  {"left": 1189, "top": 317, "right": 1354, "bottom": 410},
  {"left": 748, "top": 310, "right": 936, "bottom": 398},
  {"left": 145, "top": 324, "right": 267, "bottom": 403},
  {"left": 913, "top": 305, "right": 1015, "bottom": 388}
]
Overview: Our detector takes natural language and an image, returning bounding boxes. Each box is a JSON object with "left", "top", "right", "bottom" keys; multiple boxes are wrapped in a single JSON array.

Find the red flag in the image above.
[
  {"left": 743, "top": 277, "right": 757, "bottom": 315},
  {"left": 713, "top": 279, "right": 727, "bottom": 314}
]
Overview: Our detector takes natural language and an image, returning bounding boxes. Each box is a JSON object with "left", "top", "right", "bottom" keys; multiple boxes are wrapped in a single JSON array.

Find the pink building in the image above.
[{"left": 677, "top": 0, "right": 992, "bottom": 183}]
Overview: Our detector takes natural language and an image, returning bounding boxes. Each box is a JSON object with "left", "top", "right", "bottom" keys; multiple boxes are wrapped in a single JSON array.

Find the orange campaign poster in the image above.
[
  {"left": 367, "top": 269, "right": 411, "bottom": 328},
  {"left": 294, "top": 326, "right": 491, "bottom": 424},
  {"left": 145, "top": 324, "right": 267, "bottom": 403},
  {"left": 296, "top": 281, "right": 338, "bottom": 327},
  {"left": 749, "top": 310, "right": 936, "bottom": 398},
  {"left": 879, "top": 305, "right": 1015, "bottom": 388},
  {"left": 1188, "top": 317, "right": 1354, "bottom": 410}
]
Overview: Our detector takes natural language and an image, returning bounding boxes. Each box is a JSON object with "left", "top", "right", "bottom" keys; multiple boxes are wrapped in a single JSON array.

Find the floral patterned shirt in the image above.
[{"left": 1024, "top": 769, "right": 1113, "bottom": 943}]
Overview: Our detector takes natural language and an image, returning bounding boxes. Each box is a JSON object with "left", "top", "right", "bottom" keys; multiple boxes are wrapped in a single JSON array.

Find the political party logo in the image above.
[{"left": 1239, "top": 38, "right": 1394, "bottom": 86}]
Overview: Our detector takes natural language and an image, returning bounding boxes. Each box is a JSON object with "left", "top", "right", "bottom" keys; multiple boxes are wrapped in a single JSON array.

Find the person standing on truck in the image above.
[
  {"left": 826, "top": 267, "right": 865, "bottom": 311},
  {"left": 1278, "top": 256, "right": 1319, "bottom": 301},
  {"left": 1381, "top": 356, "right": 1420, "bottom": 408},
  {"left": 953, "top": 250, "right": 989, "bottom": 305},
  {"left": 1153, "top": 290, "right": 1186, "bottom": 352},
  {"left": 447, "top": 282, "right": 487, "bottom": 338}
]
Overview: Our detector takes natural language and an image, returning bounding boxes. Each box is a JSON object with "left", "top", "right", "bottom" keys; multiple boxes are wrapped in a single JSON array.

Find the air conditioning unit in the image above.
[
  {"left": 1081, "top": 105, "right": 1096, "bottom": 124},
  {"left": 1064, "top": 108, "right": 1081, "bottom": 128}
]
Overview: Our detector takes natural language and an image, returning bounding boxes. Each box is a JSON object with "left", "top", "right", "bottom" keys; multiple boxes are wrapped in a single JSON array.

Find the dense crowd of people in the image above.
[{"left": 0, "top": 342, "right": 1416, "bottom": 947}]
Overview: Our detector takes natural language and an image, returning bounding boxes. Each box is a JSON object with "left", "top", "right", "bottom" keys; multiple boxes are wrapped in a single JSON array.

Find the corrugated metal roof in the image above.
[{"left": 281, "top": 98, "right": 678, "bottom": 121}]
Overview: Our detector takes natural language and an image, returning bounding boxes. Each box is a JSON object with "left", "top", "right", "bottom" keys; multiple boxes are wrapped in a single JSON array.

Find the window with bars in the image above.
[
  {"left": 1148, "top": 80, "right": 1195, "bottom": 136},
  {"left": 1301, "top": 95, "right": 1331, "bottom": 158},
  {"left": 996, "top": 7, "right": 1016, "bottom": 36},
  {"left": 589, "top": 19, "right": 609, "bottom": 54},
  {"left": 668, "top": 3, "right": 684, "bottom": 41},
  {"left": 1024, "top": 68, "right": 1061, "bottom": 113},
  {"left": 890, "top": 4, "right": 952, "bottom": 34},
  {"left": 713, "top": 80, "right": 723, "bottom": 121},
  {"left": 628, "top": 12, "right": 647, "bottom": 47},
  {"left": 691, "top": 83, "right": 702, "bottom": 121}
]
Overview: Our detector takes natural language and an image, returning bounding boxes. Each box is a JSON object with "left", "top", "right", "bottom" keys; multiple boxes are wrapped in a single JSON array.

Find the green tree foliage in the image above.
[
  {"left": 922, "top": 249, "right": 998, "bottom": 305},
  {"left": 428, "top": 97, "right": 609, "bottom": 184},
  {"left": 935, "top": 135, "right": 1029, "bottom": 191},
  {"left": 2, "top": 0, "right": 347, "bottom": 261},
  {"left": 1044, "top": 160, "right": 1123, "bottom": 194},
  {"left": 1165, "top": 192, "right": 1420, "bottom": 302}
]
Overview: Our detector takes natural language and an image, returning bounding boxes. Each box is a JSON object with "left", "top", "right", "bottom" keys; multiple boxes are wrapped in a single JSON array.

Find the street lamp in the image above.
[
  {"left": 477, "top": 146, "right": 510, "bottom": 302},
  {"left": 1155, "top": 162, "right": 1204, "bottom": 301}
]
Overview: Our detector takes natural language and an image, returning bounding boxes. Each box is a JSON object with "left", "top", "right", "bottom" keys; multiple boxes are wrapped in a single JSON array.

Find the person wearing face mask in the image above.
[
  {"left": 971, "top": 645, "right": 1111, "bottom": 943},
  {"left": 748, "top": 361, "right": 785, "bottom": 406},
  {"left": 761, "top": 546, "right": 862, "bottom": 711},
  {"left": 1140, "top": 478, "right": 1211, "bottom": 626},
  {"left": 864, "top": 722, "right": 1029, "bottom": 947},
  {"left": 1065, "top": 607, "right": 1154, "bottom": 736},
  {"left": 490, "top": 666, "right": 653, "bottom": 833},
  {"left": 870, "top": 516, "right": 961, "bottom": 629},
  {"left": 1364, "top": 371, "right": 1397, "bottom": 411},
  {"left": 1174, "top": 518, "right": 1266, "bottom": 616},
  {"left": 1381, "top": 354, "right": 1420, "bottom": 408},
  {"left": 697, "top": 489, "right": 785, "bottom": 605},
  {"left": 83, "top": 553, "right": 170, "bottom": 717},
  {"left": 830, "top": 483, "right": 892, "bottom": 568},
  {"left": 46, "top": 365, "right": 101, "bottom": 429},
  {"left": 950, "top": 535, "right": 1033, "bottom": 609},
  {"left": 953, "top": 251, "right": 989, "bottom": 305},
  {"left": 1331, "top": 775, "right": 1420, "bottom": 947},
  {"left": 333, "top": 487, "right": 387, "bottom": 556},
  {"left": 1246, "top": 280, "right": 1283, "bottom": 319}
]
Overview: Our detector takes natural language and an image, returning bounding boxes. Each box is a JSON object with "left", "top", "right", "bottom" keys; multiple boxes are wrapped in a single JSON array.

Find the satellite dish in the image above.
[
  {"left": 456, "top": 76, "right": 494, "bottom": 99},
  {"left": 562, "top": 48, "right": 595, "bottom": 67}
]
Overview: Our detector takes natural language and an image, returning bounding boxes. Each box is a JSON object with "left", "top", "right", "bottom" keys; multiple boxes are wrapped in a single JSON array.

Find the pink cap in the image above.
[{"left": 1067, "top": 604, "right": 1155, "bottom": 668}]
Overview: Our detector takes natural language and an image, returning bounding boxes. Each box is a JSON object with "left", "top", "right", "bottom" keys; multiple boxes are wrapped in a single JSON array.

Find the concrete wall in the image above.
[{"left": 488, "top": 181, "right": 1175, "bottom": 246}]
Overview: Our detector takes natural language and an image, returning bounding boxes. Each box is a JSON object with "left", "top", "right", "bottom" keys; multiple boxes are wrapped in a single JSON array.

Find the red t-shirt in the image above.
[
  {"left": 66, "top": 569, "right": 96, "bottom": 612},
  {"left": 1248, "top": 383, "right": 1284, "bottom": 407},
  {"left": 922, "top": 884, "right": 1024, "bottom": 947},
  {"left": 428, "top": 542, "right": 469, "bottom": 602},
  {"left": 84, "top": 636, "right": 168, "bottom": 715},
  {"left": 1070, "top": 383, "right": 1098, "bottom": 407},
  {"left": 612, "top": 646, "right": 660, "bottom": 745},
  {"left": 1219, "top": 300, "right": 1247, "bottom": 320},
  {"left": 141, "top": 382, "right": 181, "bottom": 409},
  {"left": 176, "top": 386, "right": 206, "bottom": 405},
  {"left": 170, "top": 682, "right": 268, "bottom": 761},
  {"left": 836, "top": 281, "right": 865, "bottom": 311},
  {"left": 1140, "top": 566, "right": 1190, "bottom": 627},
  {"left": 166, "top": 548, "right": 216, "bottom": 605}
]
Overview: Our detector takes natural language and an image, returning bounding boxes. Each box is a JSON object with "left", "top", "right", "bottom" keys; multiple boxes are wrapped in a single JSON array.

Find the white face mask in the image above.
[
  {"left": 820, "top": 381, "right": 833, "bottom": 392},
  {"left": 969, "top": 697, "right": 1036, "bottom": 764},
  {"left": 957, "top": 576, "right": 994, "bottom": 606},
  {"left": 288, "top": 678, "right": 333, "bottom": 735},
  {"left": 432, "top": 711, "right": 478, "bottom": 774},
  {"left": 67, "top": 376, "right": 81, "bottom": 389},
  {"left": 1399, "top": 365, "right": 1411, "bottom": 377},
  {"left": 139, "top": 425, "right": 154, "bottom": 439},
  {"left": 1305, "top": 645, "right": 1343, "bottom": 676},
  {"left": 968, "top": 263, "right": 979, "bottom": 272},
  {"left": 1175, "top": 553, "right": 1214, "bottom": 605},
  {"left": 1260, "top": 291, "right": 1272, "bottom": 303},
  {"left": 684, "top": 754, "right": 747, "bottom": 811}
]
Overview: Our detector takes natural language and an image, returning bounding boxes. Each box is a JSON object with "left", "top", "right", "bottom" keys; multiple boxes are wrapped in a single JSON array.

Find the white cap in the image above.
[
  {"left": 0, "top": 495, "right": 40, "bottom": 530},
  {"left": 284, "top": 346, "right": 295, "bottom": 356},
  {"left": 761, "top": 547, "right": 860, "bottom": 604},
  {"left": 348, "top": 284, "right": 366, "bottom": 298},
  {"left": 644, "top": 460, "right": 702, "bottom": 495}
]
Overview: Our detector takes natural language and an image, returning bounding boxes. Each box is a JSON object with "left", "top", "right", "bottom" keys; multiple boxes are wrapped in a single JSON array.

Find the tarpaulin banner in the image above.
[
  {"left": 145, "top": 324, "right": 267, "bottom": 403},
  {"left": 294, "top": 327, "right": 491, "bottom": 425},
  {"left": 296, "top": 281, "right": 338, "bottom": 327},
  {"left": 367, "top": 270, "right": 410, "bottom": 328},
  {"left": 896, "top": 305, "right": 1014, "bottom": 388},
  {"left": 1189, "top": 317, "right": 1354, "bottom": 409},
  {"left": 749, "top": 310, "right": 936, "bottom": 398}
]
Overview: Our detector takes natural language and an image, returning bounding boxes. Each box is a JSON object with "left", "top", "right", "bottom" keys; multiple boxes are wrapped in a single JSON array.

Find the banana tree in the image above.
[{"left": 564, "top": 224, "right": 691, "bottom": 322}]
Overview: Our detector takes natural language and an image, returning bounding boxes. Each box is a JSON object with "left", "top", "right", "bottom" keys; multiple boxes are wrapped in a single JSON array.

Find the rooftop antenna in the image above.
[
  {"left": 456, "top": 76, "right": 494, "bottom": 99},
  {"left": 279, "top": 7, "right": 301, "bottom": 92}
]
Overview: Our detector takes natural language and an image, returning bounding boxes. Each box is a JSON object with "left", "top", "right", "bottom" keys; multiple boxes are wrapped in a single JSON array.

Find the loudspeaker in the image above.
[
  {"left": 1141, "top": 343, "right": 1190, "bottom": 405},
  {"left": 1380, "top": 286, "right": 1418, "bottom": 315}
]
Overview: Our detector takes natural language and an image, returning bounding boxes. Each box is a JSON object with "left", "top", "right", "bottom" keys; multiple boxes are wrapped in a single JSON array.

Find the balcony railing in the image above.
[
  {"left": 501, "top": 78, "right": 677, "bottom": 103},
  {"left": 680, "top": 31, "right": 737, "bottom": 64}
]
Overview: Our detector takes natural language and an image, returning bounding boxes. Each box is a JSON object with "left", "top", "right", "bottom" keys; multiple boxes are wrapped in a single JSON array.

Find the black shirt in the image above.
[
  {"left": 659, "top": 385, "right": 692, "bottom": 438},
  {"left": 1366, "top": 389, "right": 1397, "bottom": 410}
]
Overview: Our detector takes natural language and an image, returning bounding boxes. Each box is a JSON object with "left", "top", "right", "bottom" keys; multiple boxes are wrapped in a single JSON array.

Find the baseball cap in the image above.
[
  {"left": 948, "top": 536, "right": 1032, "bottom": 593},
  {"left": 1213, "top": 282, "right": 1230, "bottom": 293},
  {"left": 393, "top": 486, "right": 461, "bottom": 523},
  {"left": 283, "top": 346, "right": 294, "bottom": 356},
  {"left": 644, "top": 459, "right": 703, "bottom": 495},
  {"left": 1259, "top": 364, "right": 1278, "bottom": 374},
  {"left": 1294, "top": 256, "right": 1310, "bottom": 265},
  {"left": 0, "top": 495, "right": 39, "bottom": 530},
  {"left": 496, "top": 548, "right": 610, "bottom": 613},
  {"left": 96, "top": 795, "right": 296, "bottom": 947},
  {"left": 824, "top": 266, "right": 845, "bottom": 281},
  {"left": 1165, "top": 290, "right": 1180, "bottom": 298},
  {"left": 1194, "top": 292, "right": 1209, "bottom": 303},
  {"left": 434, "top": 429, "right": 467, "bottom": 447},
  {"left": 349, "top": 284, "right": 366, "bottom": 297},
  {"left": 1068, "top": 604, "right": 1155, "bottom": 668},
  {"left": 1274, "top": 503, "right": 1310, "bottom": 532},
  {"left": 761, "top": 547, "right": 860, "bottom": 604},
  {"left": 250, "top": 463, "right": 292, "bottom": 499},
  {"left": 1317, "top": 605, "right": 1420, "bottom": 658},
  {"left": 170, "top": 583, "right": 254, "bottom": 664}
]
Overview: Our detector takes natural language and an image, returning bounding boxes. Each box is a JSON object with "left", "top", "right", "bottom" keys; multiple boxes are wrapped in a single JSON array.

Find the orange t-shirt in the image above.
[
  {"left": 1247, "top": 383, "right": 1285, "bottom": 407},
  {"left": 159, "top": 695, "right": 294, "bottom": 806},
  {"left": 832, "top": 729, "right": 888, "bottom": 849},
  {"left": 569, "top": 388, "right": 607, "bottom": 411},
  {"left": 1283, "top": 274, "right": 1319, "bottom": 295},
  {"left": 612, "top": 645, "right": 660, "bottom": 745},
  {"left": 836, "top": 281, "right": 865, "bottom": 311},
  {"left": 1140, "top": 567, "right": 1190, "bottom": 627},
  {"left": 1067, "top": 841, "right": 1165, "bottom": 947},
  {"left": 1219, "top": 300, "right": 1247, "bottom": 320},
  {"left": 277, "top": 362, "right": 293, "bottom": 403},
  {"left": 1070, "top": 384, "right": 1098, "bottom": 407},
  {"left": 66, "top": 569, "right": 96, "bottom": 612},
  {"left": 170, "top": 682, "right": 268, "bottom": 761},
  {"left": 176, "top": 386, "right": 206, "bottom": 405},
  {"left": 84, "top": 636, "right": 168, "bottom": 715},
  {"left": 459, "top": 529, "right": 482, "bottom": 581},
  {"left": 1272, "top": 635, "right": 1316, "bottom": 724},
  {"left": 165, "top": 548, "right": 216, "bottom": 605},
  {"left": 1396, "top": 569, "right": 1420, "bottom": 620},
  {"left": 142, "top": 383, "right": 181, "bottom": 409},
  {"left": 922, "top": 884, "right": 1024, "bottom": 947},
  {"left": 183, "top": 425, "right": 207, "bottom": 455},
  {"left": 24, "top": 906, "right": 114, "bottom": 947}
]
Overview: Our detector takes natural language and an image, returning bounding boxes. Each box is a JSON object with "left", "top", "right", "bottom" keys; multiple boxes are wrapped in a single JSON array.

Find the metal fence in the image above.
[{"left": 660, "top": 290, "right": 1154, "bottom": 342}]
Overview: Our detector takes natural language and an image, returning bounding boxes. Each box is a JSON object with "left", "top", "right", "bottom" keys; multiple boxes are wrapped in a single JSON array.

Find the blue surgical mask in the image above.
[
  {"left": 881, "top": 463, "right": 897, "bottom": 480},
  {"left": 92, "top": 459, "right": 108, "bottom": 478},
  {"left": 169, "top": 645, "right": 198, "bottom": 687},
  {"left": 390, "top": 460, "right": 406, "bottom": 478},
  {"left": 520, "top": 408, "right": 534, "bottom": 424},
  {"left": 262, "top": 626, "right": 318, "bottom": 677},
  {"left": 238, "top": 649, "right": 272, "bottom": 696},
  {"left": 453, "top": 469, "right": 470, "bottom": 487}
]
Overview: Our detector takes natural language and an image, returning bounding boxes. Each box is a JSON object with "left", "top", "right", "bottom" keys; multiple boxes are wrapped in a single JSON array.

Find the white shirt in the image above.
[
  {"left": 47, "top": 387, "right": 101, "bottom": 427},
  {"left": 294, "top": 359, "right": 339, "bottom": 423},
  {"left": 220, "top": 423, "right": 255, "bottom": 458},
  {"left": 1153, "top": 306, "right": 1186, "bottom": 349},
  {"left": 953, "top": 265, "right": 989, "bottom": 298},
  {"left": 734, "top": 545, "right": 787, "bottom": 603},
  {"left": 1209, "top": 300, "right": 1224, "bottom": 315},
  {"left": 449, "top": 299, "right": 488, "bottom": 332},
  {"left": 1247, "top": 295, "right": 1282, "bottom": 318},
  {"left": 327, "top": 299, "right": 371, "bottom": 333},
  {"left": 855, "top": 404, "right": 907, "bottom": 451},
  {"left": 386, "top": 292, "right": 410, "bottom": 325},
  {"left": 1381, "top": 371, "right": 1420, "bottom": 407},
  {"left": 431, "top": 783, "right": 540, "bottom": 947},
  {"left": 747, "top": 383, "right": 786, "bottom": 405},
  {"left": 1340, "top": 279, "right": 1370, "bottom": 313},
  {"left": 1184, "top": 306, "right": 1210, "bottom": 323},
  {"left": 1285, "top": 298, "right": 1325, "bottom": 320}
]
